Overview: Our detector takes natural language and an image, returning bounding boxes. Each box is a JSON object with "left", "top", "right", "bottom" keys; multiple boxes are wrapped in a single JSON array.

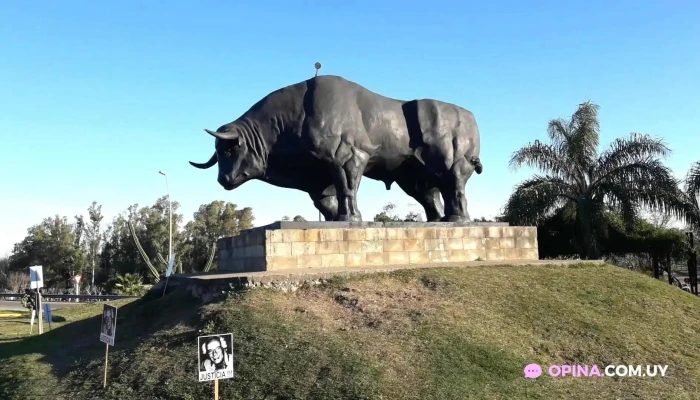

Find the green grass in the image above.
[{"left": 1, "top": 263, "right": 700, "bottom": 399}]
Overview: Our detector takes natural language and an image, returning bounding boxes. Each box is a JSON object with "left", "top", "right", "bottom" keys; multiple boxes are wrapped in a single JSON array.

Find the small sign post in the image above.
[
  {"left": 29, "top": 309, "right": 36, "bottom": 334},
  {"left": 99, "top": 304, "right": 118, "bottom": 388},
  {"left": 29, "top": 266, "right": 44, "bottom": 334},
  {"left": 43, "top": 303, "right": 52, "bottom": 330},
  {"left": 73, "top": 275, "right": 82, "bottom": 302},
  {"left": 38, "top": 291, "right": 42, "bottom": 334},
  {"left": 197, "top": 333, "right": 235, "bottom": 399}
]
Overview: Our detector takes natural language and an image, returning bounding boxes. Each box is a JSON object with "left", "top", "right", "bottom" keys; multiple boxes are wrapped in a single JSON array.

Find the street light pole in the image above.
[{"left": 159, "top": 171, "right": 173, "bottom": 271}]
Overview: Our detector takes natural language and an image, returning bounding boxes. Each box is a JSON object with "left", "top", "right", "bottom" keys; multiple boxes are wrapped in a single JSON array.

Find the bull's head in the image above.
[{"left": 189, "top": 125, "right": 260, "bottom": 190}]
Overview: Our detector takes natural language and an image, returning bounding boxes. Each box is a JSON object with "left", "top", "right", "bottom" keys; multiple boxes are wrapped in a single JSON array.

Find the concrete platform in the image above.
[
  {"left": 180, "top": 259, "right": 597, "bottom": 282},
  {"left": 161, "top": 259, "right": 604, "bottom": 301},
  {"left": 217, "top": 222, "right": 540, "bottom": 273}
]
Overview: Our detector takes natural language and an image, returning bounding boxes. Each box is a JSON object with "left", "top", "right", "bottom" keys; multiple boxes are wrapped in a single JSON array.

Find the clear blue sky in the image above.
[{"left": 1, "top": 1, "right": 698, "bottom": 255}]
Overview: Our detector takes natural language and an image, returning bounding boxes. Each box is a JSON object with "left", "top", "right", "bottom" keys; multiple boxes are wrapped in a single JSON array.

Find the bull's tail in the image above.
[{"left": 468, "top": 156, "right": 483, "bottom": 174}]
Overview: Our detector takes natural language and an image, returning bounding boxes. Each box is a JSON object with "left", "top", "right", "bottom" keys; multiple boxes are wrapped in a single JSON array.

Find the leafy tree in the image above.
[
  {"left": 606, "top": 214, "right": 687, "bottom": 260},
  {"left": 373, "top": 203, "right": 423, "bottom": 222},
  {"left": 83, "top": 201, "right": 104, "bottom": 286},
  {"left": 181, "top": 201, "right": 254, "bottom": 272},
  {"left": 99, "top": 198, "right": 184, "bottom": 283},
  {"left": 503, "top": 101, "right": 687, "bottom": 259},
  {"left": 8, "top": 215, "right": 88, "bottom": 285},
  {"left": 8, "top": 272, "right": 30, "bottom": 293},
  {"left": 132, "top": 196, "right": 184, "bottom": 277},
  {"left": 137, "top": 196, "right": 183, "bottom": 264},
  {"left": 0, "top": 255, "right": 9, "bottom": 290},
  {"left": 281, "top": 215, "right": 306, "bottom": 222},
  {"left": 374, "top": 203, "right": 399, "bottom": 222},
  {"left": 403, "top": 211, "right": 420, "bottom": 222},
  {"left": 100, "top": 208, "right": 141, "bottom": 281}
]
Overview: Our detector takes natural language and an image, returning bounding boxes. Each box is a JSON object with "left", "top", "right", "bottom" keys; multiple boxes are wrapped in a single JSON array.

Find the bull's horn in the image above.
[
  {"left": 189, "top": 152, "right": 218, "bottom": 169},
  {"left": 204, "top": 128, "right": 238, "bottom": 140}
]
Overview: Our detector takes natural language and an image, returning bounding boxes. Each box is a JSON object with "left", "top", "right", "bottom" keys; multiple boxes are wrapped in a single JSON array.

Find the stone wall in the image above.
[{"left": 217, "top": 224, "right": 538, "bottom": 273}]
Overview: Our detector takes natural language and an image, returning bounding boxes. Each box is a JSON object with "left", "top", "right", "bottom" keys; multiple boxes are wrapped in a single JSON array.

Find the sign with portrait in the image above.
[
  {"left": 197, "top": 333, "right": 234, "bottom": 382},
  {"left": 99, "top": 304, "right": 117, "bottom": 346}
]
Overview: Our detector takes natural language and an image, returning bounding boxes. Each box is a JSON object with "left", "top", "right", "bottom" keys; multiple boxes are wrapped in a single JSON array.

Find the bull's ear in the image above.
[{"left": 204, "top": 128, "right": 239, "bottom": 141}]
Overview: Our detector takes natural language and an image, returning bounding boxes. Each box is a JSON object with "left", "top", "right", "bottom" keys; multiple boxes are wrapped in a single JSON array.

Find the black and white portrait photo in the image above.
[
  {"left": 197, "top": 333, "right": 234, "bottom": 382},
  {"left": 99, "top": 304, "right": 117, "bottom": 346}
]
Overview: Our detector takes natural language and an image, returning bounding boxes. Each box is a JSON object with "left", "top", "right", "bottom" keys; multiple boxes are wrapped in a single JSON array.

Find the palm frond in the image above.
[
  {"left": 568, "top": 101, "right": 600, "bottom": 168},
  {"left": 684, "top": 161, "right": 700, "bottom": 228},
  {"left": 595, "top": 165, "right": 688, "bottom": 223},
  {"left": 508, "top": 141, "right": 572, "bottom": 178},
  {"left": 546, "top": 118, "right": 570, "bottom": 150},
  {"left": 596, "top": 182, "right": 641, "bottom": 229},
  {"left": 502, "top": 176, "right": 577, "bottom": 225},
  {"left": 595, "top": 133, "right": 671, "bottom": 183},
  {"left": 594, "top": 159, "right": 673, "bottom": 189},
  {"left": 685, "top": 161, "right": 700, "bottom": 205}
]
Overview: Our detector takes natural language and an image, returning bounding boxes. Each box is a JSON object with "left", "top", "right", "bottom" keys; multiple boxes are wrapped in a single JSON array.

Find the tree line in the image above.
[
  {"left": 0, "top": 100, "right": 698, "bottom": 293},
  {"left": 0, "top": 199, "right": 254, "bottom": 294}
]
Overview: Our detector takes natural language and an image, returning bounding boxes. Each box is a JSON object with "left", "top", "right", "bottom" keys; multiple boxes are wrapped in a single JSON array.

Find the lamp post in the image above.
[{"left": 158, "top": 171, "right": 173, "bottom": 271}]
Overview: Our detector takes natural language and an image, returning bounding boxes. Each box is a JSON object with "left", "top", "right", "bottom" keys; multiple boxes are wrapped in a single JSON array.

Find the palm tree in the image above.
[
  {"left": 503, "top": 101, "right": 687, "bottom": 259},
  {"left": 112, "top": 273, "right": 145, "bottom": 296},
  {"left": 684, "top": 161, "right": 700, "bottom": 230}
]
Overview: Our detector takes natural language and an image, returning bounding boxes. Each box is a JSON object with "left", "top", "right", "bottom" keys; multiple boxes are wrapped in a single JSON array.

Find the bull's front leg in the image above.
[{"left": 331, "top": 147, "right": 370, "bottom": 222}]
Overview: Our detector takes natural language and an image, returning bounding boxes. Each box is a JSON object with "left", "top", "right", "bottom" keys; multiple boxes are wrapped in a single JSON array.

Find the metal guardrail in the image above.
[{"left": 0, "top": 293, "right": 140, "bottom": 301}]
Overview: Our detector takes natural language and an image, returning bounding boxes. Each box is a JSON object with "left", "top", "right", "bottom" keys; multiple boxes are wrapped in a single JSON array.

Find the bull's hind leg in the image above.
[
  {"left": 417, "top": 187, "right": 444, "bottom": 222},
  {"left": 394, "top": 174, "right": 444, "bottom": 222},
  {"left": 439, "top": 157, "right": 474, "bottom": 222},
  {"left": 309, "top": 190, "right": 338, "bottom": 221}
]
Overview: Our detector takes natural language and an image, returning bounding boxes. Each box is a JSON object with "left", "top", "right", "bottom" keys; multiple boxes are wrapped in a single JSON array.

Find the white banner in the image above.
[
  {"left": 166, "top": 254, "right": 175, "bottom": 277},
  {"left": 29, "top": 266, "right": 44, "bottom": 289}
]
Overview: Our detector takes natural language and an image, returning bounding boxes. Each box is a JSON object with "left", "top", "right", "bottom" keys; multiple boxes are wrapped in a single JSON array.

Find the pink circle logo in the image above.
[{"left": 524, "top": 363, "right": 543, "bottom": 379}]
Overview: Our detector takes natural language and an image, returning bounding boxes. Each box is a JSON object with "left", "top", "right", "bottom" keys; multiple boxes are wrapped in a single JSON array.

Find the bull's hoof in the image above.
[
  {"left": 441, "top": 215, "right": 469, "bottom": 223},
  {"left": 336, "top": 214, "right": 363, "bottom": 222}
]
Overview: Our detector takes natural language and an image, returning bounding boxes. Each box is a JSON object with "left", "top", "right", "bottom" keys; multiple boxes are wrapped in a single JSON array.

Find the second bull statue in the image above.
[{"left": 190, "top": 75, "right": 483, "bottom": 222}]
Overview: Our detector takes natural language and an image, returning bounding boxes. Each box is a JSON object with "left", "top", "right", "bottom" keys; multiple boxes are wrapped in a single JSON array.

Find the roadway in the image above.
[{"left": 0, "top": 301, "right": 86, "bottom": 311}]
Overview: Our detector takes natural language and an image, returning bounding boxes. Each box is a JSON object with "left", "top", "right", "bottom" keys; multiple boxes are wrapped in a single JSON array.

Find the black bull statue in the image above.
[{"left": 190, "top": 75, "right": 483, "bottom": 222}]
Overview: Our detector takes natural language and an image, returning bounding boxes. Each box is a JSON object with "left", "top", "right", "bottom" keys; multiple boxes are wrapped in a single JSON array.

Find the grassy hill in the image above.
[{"left": 1, "top": 262, "right": 699, "bottom": 399}]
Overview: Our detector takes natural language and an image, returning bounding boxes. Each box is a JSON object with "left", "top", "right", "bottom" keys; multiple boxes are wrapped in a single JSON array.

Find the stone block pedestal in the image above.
[{"left": 216, "top": 221, "right": 539, "bottom": 273}]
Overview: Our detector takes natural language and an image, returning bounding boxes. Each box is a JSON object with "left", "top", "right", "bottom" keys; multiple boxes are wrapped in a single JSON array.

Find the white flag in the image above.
[{"left": 166, "top": 254, "right": 175, "bottom": 277}]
